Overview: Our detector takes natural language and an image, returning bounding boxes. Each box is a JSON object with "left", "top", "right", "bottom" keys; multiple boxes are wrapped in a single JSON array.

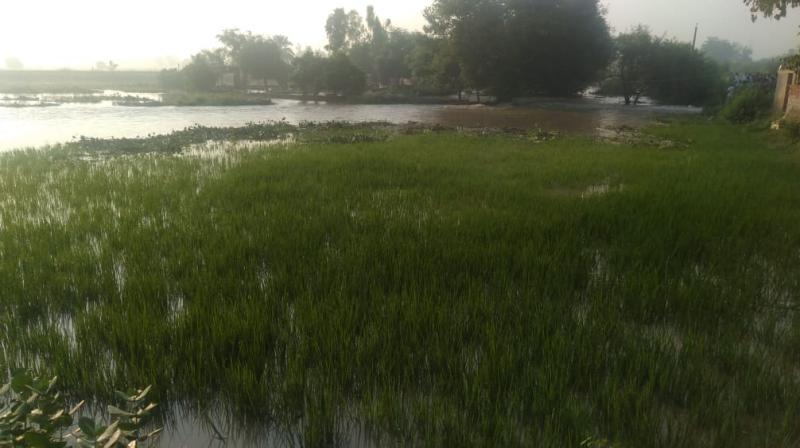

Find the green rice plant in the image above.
[{"left": 0, "top": 121, "right": 798, "bottom": 446}]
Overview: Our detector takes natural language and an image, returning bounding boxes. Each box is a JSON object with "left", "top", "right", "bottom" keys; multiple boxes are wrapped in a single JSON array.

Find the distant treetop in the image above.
[{"left": 743, "top": 0, "right": 800, "bottom": 18}]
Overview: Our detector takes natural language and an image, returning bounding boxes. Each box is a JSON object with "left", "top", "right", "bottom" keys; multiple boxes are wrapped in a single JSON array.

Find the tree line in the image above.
[{"left": 159, "top": 0, "right": 781, "bottom": 106}]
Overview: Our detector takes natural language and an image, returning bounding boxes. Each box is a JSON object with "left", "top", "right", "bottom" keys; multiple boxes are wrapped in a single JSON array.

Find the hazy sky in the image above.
[{"left": 1, "top": 0, "right": 799, "bottom": 69}]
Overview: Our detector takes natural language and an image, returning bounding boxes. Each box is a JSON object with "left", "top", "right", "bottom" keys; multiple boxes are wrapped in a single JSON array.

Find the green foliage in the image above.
[
  {"left": 0, "top": 371, "right": 74, "bottom": 447},
  {"left": 181, "top": 52, "right": 223, "bottom": 91},
  {"left": 325, "top": 8, "right": 365, "bottom": 53},
  {"left": 240, "top": 37, "right": 292, "bottom": 89},
  {"left": 645, "top": 40, "right": 724, "bottom": 106},
  {"left": 373, "top": 29, "right": 416, "bottom": 84},
  {"left": 744, "top": 0, "right": 800, "bottom": 18},
  {"left": 610, "top": 26, "right": 655, "bottom": 105},
  {"left": 216, "top": 29, "right": 253, "bottom": 88},
  {"left": 292, "top": 50, "right": 328, "bottom": 95},
  {"left": 409, "top": 35, "right": 464, "bottom": 95},
  {"left": 605, "top": 27, "right": 724, "bottom": 106},
  {"left": 333, "top": 6, "right": 416, "bottom": 88},
  {"left": 293, "top": 49, "right": 369, "bottom": 97},
  {"left": 720, "top": 87, "right": 773, "bottom": 123},
  {"left": 781, "top": 53, "right": 800, "bottom": 72},
  {"left": 325, "top": 53, "right": 367, "bottom": 96},
  {"left": 425, "top": 0, "right": 614, "bottom": 99},
  {"left": 0, "top": 371, "right": 160, "bottom": 447}
]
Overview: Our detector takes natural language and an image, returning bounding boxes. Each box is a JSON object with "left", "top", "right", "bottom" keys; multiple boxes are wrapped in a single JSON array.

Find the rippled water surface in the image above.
[{"left": 0, "top": 96, "right": 701, "bottom": 150}]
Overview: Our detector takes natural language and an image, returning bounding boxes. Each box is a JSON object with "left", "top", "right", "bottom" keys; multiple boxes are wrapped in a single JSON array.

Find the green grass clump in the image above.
[
  {"left": 0, "top": 121, "right": 799, "bottom": 447},
  {"left": 720, "top": 87, "right": 773, "bottom": 124}
]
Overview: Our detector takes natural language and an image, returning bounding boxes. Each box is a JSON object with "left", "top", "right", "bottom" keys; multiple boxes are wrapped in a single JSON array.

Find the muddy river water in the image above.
[{"left": 0, "top": 95, "right": 701, "bottom": 151}]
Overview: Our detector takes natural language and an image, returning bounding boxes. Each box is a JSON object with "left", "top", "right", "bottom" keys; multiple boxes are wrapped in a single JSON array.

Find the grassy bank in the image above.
[
  {"left": 157, "top": 91, "right": 273, "bottom": 106},
  {"left": 0, "top": 121, "right": 799, "bottom": 447},
  {"left": 111, "top": 91, "right": 274, "bottom": 107}
]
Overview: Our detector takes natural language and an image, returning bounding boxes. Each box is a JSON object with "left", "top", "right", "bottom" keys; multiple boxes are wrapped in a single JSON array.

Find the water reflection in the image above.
[
  {"left": 0, "top": 95, "right": 700, "bottom": 151},
  {"left": 156, "top": 406, "right": 379, "bottom": 448}
]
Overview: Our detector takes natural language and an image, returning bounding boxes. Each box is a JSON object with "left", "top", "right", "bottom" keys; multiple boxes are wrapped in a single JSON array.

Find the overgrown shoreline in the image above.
[{"left": 1, "top": 120, "right": 799, "bottom": 447}]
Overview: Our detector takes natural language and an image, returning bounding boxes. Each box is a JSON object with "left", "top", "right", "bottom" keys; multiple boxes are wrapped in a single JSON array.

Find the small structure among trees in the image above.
[{"left": 773, "top": 62, "right": 800, "bottom": 117}]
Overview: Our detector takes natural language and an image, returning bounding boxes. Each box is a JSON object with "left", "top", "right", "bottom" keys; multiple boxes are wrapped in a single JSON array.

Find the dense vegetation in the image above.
[
  {"left": 424, "top": 0, "right": 613, "bottom": 99},
  {"left": 156, "top": 1, "right": 777, "bottom": 107},
  {"left": 0, "top": 371, "right": 160, "bottom": 447},
  {"left": 600, "top": 27, "right": 724, "bottom": 106},
  {"left": 167, "top": 1, "right": 738, "bottom": 105},
  {"left": 3, "top": 2, "right": 771, "bottom": 107},
  {"left": 720, "top": 86, "right": 773, "bottom": 123},
  {"left": 1, "top": 121, "right": 799, "bottom": 446}
]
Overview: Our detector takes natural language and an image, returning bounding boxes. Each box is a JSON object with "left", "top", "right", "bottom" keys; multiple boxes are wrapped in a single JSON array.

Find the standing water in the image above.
[{"left": 0, "top": 96, "right": 701, "bottom": 151}]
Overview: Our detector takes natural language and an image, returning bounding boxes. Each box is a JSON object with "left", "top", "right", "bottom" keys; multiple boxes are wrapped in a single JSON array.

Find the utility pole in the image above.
[{"left": 692, "top": 23, "right": 699, "bottom": 50}]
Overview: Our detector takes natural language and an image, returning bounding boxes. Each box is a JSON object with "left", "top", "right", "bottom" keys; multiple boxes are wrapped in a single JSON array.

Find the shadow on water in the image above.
[{"left": 0, "top": 94, "right": 701, "bottom": 150}]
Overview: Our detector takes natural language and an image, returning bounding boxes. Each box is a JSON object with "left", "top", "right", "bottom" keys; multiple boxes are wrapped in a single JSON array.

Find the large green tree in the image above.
[
  {"left": 646, "top": 40, "right": 724, "bottom": 105},
  {"left": 292, "top": 49, "right": 328, "bottom": 96},
  {"left": 337, "top": 6, "right": 414, "bottom": 87},
  {"left": 424, "top": 0, "right": 613, "bottom": 100},
  {"left": 425, "top": 0, "right": 507, "bottom": 98},
  {"left": 409, "top": 34, "right": 464, "bottom": 97},
  {"left": 325, "top": 53, "right": 367, "bottom": 96},
  {"left": 325, "top": 9, "right": 365, "bottom": 53},
  {"left": 613, "top": 26, "right": 655, "bottom": 105},
  {"left": 182, "top": 51, "right": 225, "bottom": 91},
  {"left": 375, "top": 29, "right": 416, "bottom": 85},
  {"left": 217, "top": 29, "right": 254, "bottom": 87},
  {"left": 214, "top": 30, "right": 295, "bottom": 89},
  {"left": 240, "top": 37, "right": 293, "bottom": 89},
  {"left": 604, "top": 27, "right": 724, "bottom": 106}
]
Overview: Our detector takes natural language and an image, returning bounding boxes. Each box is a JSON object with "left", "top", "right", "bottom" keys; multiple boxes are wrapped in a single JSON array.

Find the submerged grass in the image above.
[{"left": 0, "top": 121, "right": 799, "bottom": 447}]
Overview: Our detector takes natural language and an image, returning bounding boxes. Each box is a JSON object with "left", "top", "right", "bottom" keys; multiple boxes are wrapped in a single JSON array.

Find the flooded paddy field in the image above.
[{"left": 1, "top": 121, "right": 799, "bottom": 446}]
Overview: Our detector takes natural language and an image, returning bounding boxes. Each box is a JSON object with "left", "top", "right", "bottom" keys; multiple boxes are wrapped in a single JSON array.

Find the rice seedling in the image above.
[{"left": 0, "top": 121, "right": 798, "bottom": 447}]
